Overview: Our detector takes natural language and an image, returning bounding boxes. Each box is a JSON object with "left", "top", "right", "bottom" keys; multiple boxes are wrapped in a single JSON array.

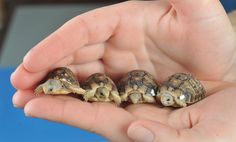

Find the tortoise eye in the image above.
[
  {"left": 99, "top": 93, "right": 106, "bottom": 98},
  {"left": 49, "top": 88, "right": 53, "bottom": 92}
]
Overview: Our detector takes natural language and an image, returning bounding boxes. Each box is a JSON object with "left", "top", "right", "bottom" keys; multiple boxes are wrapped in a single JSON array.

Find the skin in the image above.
[{"left": 10, "top": 0, "right": 236, "bottom": 142}]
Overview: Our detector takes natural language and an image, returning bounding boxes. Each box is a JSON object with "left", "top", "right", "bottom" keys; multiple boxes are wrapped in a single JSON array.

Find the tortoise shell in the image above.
[
  {"left": 157, "top": 73, "right": 206, "bottom": 107},
  {"left": 46, "top": 67, "right": 79, "bottom": 86},
  {"left": 82, "top": 73, "right": 117, "bottom": 91},
  {"left": 82, "top": 73, "right": 121, "bottom": 105},
  {"left": 34, "top": 67, "right": 85, "bottom": 95},
  {"left": 118, "top": 70, "right": 159, "bottom": 104}
]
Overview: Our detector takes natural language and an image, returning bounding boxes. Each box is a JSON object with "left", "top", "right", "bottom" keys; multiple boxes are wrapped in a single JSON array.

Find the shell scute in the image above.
[
  {"left": 118, "top": 70, "right": 159, "bottom": 104},
  {"left": 157, "top": 73, "right": 206, "bottom": 107}
]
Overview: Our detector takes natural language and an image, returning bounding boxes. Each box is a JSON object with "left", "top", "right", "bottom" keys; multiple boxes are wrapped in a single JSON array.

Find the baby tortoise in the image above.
[
  {"left": 34, "top": 67, "right": 85, "bottom": 96},
  {"left": 82, "top": 73, "right": 121, "bottom": 105},
  {"left": 157, "top": 73, "right": 206, "bottom": 107},
  {"left": 118, "top": 70, "right": 159, "bottom": 104}
]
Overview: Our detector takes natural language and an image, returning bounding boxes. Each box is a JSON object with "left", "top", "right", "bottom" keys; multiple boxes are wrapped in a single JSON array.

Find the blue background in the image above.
[
  {"left": 0, "top": 1, "right": 236, "bottom": 142},
  {"left": 221, "top": 0, "right": 236, "bottom": 12}
]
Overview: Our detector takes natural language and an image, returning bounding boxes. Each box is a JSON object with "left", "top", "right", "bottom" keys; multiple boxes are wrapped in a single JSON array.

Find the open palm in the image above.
[{"left": 11, "top": 0, "right": 236, "bottom": 142}]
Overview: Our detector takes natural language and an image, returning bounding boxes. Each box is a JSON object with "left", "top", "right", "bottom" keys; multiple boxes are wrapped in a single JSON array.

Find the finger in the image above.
[
  {"left": 53, "top": 43, "right": 105, "bottom": 66},
  {"left": 69, "top": 60, "right": 105, "bottom": 81},
  {"left": 24, "top": 97, "right": 135, "bottom": 142},
  {"left": 11, "top": 64, "right": 48, "bottom": 90},
  {"left": 102, "top": 47, "right": 139, "bottom": 80},
  {"left": 12, "top": 90, "right": 36, "bottom": 108},
  {"left": 11, "top": 60, "right": 104, "bottom": 90},
  {"left": 23, "top": 4, "right": 121, "bottom": 73},
  {"left": 127, "top": 120, "right": 181, "bottom": 142},
  {"left": 128, "top": 119, "right": 221, "bottom": 142},
  {"left": 12, "top": 90, "right": 77, "bottom": 108},
  {"left": 126, "top": 103, "right": 203, "bottom": 130},
  {"left": 125, "top": 104, "right": 172, "bottom": 124},
  {"left": 73, "top": 43, "right": 105, "bottom": 64},
  {"left": 126, "top": 104, "right": 198, "bottom": 130},
  {"left": 11, "top": 42, "right": 105, "bottom": 90}
]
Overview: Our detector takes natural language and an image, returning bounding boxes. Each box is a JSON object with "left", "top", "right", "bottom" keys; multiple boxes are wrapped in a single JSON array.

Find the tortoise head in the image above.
[
  {"left": 159, "top": 91, "right": 175, "bottom": 107},
  {"left": 159, "top": 90, "right": 187, "bottom": 107},
  {"left": 95, "top": 87, "right": 110, "bottom": 101},
  {"left": 128, "top": 91, "right": 143, "bottom": 104},
  {"left": 35, "top": 79, "right": 70, "bottom": 95}
]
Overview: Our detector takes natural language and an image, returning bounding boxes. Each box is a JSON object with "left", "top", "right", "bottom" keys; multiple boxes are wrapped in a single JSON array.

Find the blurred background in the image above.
[
  {"left": 0, "top": 0, "right": 236, "bottom": 142},
  {"left": 0, "top": 0, "right": 125, "bottom": 66}
]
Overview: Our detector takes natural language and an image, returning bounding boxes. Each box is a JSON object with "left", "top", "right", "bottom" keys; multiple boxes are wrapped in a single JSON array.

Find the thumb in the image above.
[{"left": 127, "top": 120, "right": 181, "bottom": 142}]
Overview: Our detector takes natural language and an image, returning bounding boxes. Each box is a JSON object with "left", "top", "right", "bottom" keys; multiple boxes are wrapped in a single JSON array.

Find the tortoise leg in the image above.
[
  {"left": 89, "top": 97, "right": 99, "bottom": 102},
  {"left": 34, "top": 85, "right": 44, "bottom": 96},
  {"left": 120, "top": 93, "right": 128, "bottom": 102},
  {"left": 173, "top": 90, "right": 187, "bottom": 107},
  {"left": 143, "top": 94, "right": 156, "bottom": 103},
  {"left": 129, "top": 93, "right": 142, "bottom": 104},
  {"left": 72, "top": 86, "right": 86, "bottom": 95},
  {"left": 83, "top": 89, "right": 96, "bottom": 102},
  {"left": 110, "top": 90, "right": 121, "bottom": 106},
  {"left": 120, "top": 86, "right": 133, "bottom": 102},
  {"left": 62, "top": 81, "right": 86, "bottom": 95},
  {"left": 174, "top": 98, "right": 187, "bottom": 107}
]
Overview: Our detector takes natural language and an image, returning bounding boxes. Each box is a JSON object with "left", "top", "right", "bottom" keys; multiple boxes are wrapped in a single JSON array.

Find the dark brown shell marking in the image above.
[
  {"left": 46, "top": 67, "right": 79, "bottom": 86},
  {"left": 165, "top": 73, "right": 205, "bottom": 104},
  {"left": 34, "top": 67, "right": 86, "bottom": 96},
  {"left": 82, "top": 73, "right": 117, "bottom": 91},
  {"left": 82, "top": 73, "right": 121, "bottom": 105},
  {"left": 118, "top": 70, "right": 159, "bottom": 104}
]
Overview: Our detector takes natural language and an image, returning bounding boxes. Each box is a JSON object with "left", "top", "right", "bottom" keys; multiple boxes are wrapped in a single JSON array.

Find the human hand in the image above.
[
  {"left": 126, "top": 86, "right": 236, "bottom": 142},
  {"left": 11, "top": 84, "right": 235, "bottom": 142},
  {"left": 11, "top": 0, "right": 236, "bottom": 142}
]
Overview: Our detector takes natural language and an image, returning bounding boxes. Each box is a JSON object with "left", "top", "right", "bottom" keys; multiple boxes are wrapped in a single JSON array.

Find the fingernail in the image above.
[
  {"left": 128, "top": 125, "right": 154, "bottom": 142},
  {"left": 24, "top": 106, "right": 32, "bottom": 117},
  {"left": 24, "top": 113, "right": 32, "bottom": 117},
  {"left": 13, "top": 104, "right": 19, "bottom": 108},
  {"left": 10, "top": 71, "right": 15, "bottom": 80}
]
